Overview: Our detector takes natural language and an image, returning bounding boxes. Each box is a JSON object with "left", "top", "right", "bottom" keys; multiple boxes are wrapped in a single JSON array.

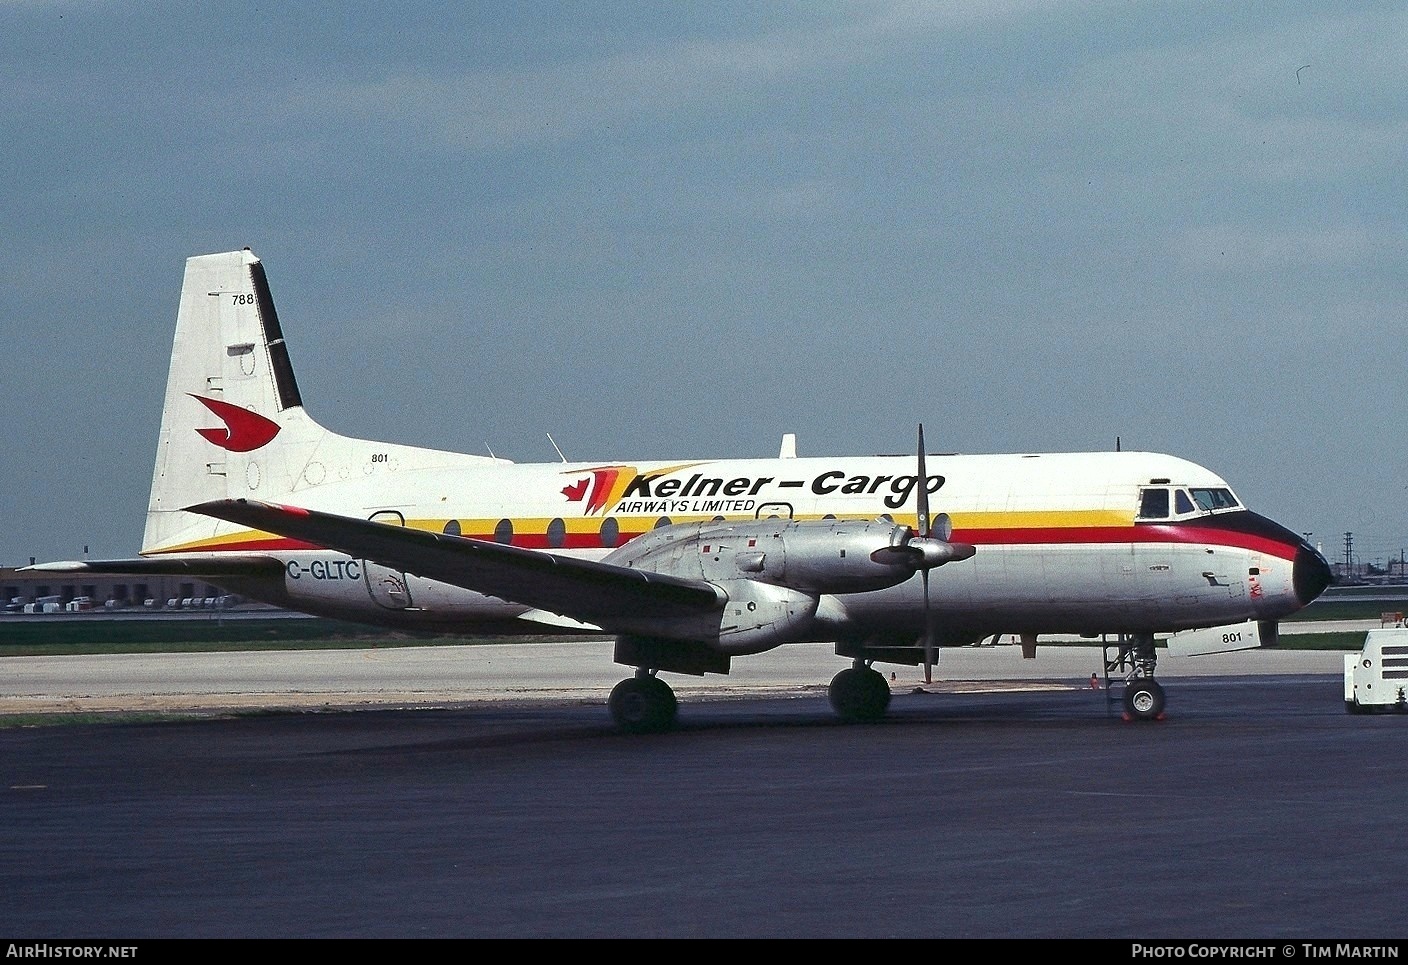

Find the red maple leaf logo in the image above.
[{"left": 560, "top": 467, "right": 626, "bottom": 514}]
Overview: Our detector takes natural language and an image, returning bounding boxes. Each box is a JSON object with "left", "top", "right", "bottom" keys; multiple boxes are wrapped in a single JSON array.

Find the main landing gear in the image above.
[
  {"left": 608, "top": 670, "right": 679, "bottom": 734},
  {"left": 828, "top": 659, "right": 892, "bottom": 723},
  {"left": 608, "top": 659, "right": 896, "bottom": 733}
]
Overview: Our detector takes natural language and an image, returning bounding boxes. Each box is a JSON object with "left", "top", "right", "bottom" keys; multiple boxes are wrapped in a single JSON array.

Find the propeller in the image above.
[
  {"left": 917, "top": 425, "right": 937, "bottom": 682},
  {"left": 895, "top": 425, "right": 974, "bottom": 681},
  {"left": 868, "top": 425, "right": 976, "bottom": 682}
]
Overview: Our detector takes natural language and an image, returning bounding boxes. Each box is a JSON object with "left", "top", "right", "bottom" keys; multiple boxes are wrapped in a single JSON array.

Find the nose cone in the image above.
[{"left": 1293, "top": 542, "right": 1334, "bottom": 605}]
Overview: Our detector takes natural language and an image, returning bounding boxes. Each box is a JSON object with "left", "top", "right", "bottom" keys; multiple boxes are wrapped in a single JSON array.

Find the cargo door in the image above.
[{"left": 363, "top": 510, "right": 413, "bottom": 609}]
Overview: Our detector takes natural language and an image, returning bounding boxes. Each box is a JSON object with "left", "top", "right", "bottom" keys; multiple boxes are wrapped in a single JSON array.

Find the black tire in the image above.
[
  {"left": 1123, "top": 679, "right": 1166, "bottom": 721},
  {"left": 608, "top": 676, "right": 678, "bottom": 734},
  {"left": 828, "top": 666, "right": 892, "bottom": 723},
  {"left": 645, "top": 674, "right": 678, "bottom": 721}
]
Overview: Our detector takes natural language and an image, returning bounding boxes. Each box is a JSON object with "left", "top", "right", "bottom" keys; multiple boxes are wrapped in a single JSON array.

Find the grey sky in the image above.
[{"left": 2, "top": 2, "right": 1404, "bottom": 570}]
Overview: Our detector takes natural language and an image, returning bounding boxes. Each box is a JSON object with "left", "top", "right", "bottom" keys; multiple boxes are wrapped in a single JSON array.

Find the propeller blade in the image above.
[
  {"left": 922, "top": 568, "right": 935, "bottom": 683},
  {"left": 870, "top": 538, "right": 976, "bottom": 568},
  {"left": 869, "top": 545, "right": 915, "bottom": 567},
  {"left": 916, "top": 424, "right": 930, "bottom": 538}
]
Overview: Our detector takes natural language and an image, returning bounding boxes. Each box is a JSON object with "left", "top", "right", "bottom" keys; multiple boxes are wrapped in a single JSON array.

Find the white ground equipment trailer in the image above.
[{"left": 1344, "top": 627, "right": 1408, "bottom": 714}]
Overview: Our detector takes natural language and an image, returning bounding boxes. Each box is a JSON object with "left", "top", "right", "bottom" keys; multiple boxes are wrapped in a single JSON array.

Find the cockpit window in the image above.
[
  {"left": 1140, "top": 485, "right": 1241, "bottom": 522},
  {"left": 1137, "top": 488, "right": 1170, "bottom": 519},
  {"left": 1190, "top": 487, "right": 1240, "bottom": 512}
]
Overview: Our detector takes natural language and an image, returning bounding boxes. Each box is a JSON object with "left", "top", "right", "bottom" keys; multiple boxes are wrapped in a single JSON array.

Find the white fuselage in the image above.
[{"left": 157, "top": 445, "right": 1311, "bottom": 643}]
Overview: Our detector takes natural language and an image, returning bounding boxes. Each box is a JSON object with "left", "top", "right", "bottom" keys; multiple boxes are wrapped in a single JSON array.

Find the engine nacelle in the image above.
[
  {"left": 602, "top": 517, "right": 936, "bottom": 594},
  {"left": 713, "top": 579, "right": 819, "bottom": 654}
]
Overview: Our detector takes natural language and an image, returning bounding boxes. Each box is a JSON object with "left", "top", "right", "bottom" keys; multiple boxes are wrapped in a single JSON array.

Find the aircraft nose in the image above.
[{"left": 1293, "top": 543, "right": 1333, "bottom": 605}]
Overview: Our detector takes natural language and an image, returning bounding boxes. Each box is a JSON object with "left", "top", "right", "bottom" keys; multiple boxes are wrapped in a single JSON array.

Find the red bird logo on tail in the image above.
[{"left": 190, "top": 394, "right": 281, "bottom": 452}]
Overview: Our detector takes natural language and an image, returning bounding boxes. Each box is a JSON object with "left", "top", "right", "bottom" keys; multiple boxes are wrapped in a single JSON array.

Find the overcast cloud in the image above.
[{"left": 2, "top": 2, "right": 1404, "bottom": 570}]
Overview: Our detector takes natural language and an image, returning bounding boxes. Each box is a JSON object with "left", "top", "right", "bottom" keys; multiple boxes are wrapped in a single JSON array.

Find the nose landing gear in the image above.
[
  {"left": 1122, "top": 677, "right": 1166, "bottom": 721},
  {"left": 1104, "top": 631, "right": 1167, "bottom": 722}
]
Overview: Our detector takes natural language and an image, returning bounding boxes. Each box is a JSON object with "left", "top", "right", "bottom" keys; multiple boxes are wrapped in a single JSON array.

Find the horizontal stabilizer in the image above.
[
  {"left": 21, "top": 556, "right": 287, "bottom": 579},
  {"left": 1164, "top": 620, "right": 1263, "bottom": 657}
]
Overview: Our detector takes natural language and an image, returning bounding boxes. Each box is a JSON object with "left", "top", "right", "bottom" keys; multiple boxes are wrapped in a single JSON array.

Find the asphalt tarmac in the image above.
[
  {"left": 2, "top": 639, "right": 1406, "bottom": 940},
  {"left": 0, "top": 636, "right": 1354, "bottom": 716}
]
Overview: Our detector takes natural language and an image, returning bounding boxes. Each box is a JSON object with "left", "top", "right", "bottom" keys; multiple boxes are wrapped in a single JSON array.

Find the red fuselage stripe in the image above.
[
  {"left": 155, "top": 522, "right": 1299, "bottom": 561},
  {"left": 954, "top": 525, "right": 1297, "bottom": 560}
]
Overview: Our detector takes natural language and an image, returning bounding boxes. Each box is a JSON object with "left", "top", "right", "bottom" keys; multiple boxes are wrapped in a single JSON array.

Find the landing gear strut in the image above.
[
  {"left": 828, "top": 660, "right": 892, "bottom": 723},
  {"left": 608, "top": 670, "right": 678, "bottom": 734}
]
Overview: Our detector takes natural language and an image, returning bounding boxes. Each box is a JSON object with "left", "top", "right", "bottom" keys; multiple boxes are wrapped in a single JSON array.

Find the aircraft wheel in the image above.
[
  {"left": 828, "top": 666, "right": 892, "bottom": 723},
  {"left": 609, "top": 675, "right": 678, "bottom": 734},
  {"left": 1123, "top": 679, "right": 1166, "bottom": 721}
]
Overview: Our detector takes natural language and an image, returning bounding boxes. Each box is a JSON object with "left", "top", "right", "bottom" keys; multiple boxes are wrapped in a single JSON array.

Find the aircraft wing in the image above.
[{"left": 186, "top": 498, "right": 725, "bottom": 629}]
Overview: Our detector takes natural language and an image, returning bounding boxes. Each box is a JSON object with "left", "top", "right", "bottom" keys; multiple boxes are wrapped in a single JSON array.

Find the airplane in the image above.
[{"left": 26, "top": 248, "right": 1335, "bottom": 732}]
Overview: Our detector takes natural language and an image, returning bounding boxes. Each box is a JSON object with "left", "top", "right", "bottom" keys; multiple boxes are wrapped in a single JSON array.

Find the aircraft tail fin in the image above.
[{"left": 143, "top": 249, "right": 330, "bottom": 554}]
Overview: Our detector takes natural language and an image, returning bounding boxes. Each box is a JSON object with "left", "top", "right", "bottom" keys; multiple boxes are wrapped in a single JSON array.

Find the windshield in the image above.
[
  {"left": 1190, "top": 487, "right": 1240, "bottom": 512},
  {"left": 1138, "top": 485, "right": 1242, "bottom": 521}
]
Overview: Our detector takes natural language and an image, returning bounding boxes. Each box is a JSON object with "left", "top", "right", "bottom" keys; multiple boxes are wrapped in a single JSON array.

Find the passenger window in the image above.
[
  {"left": 1175, "top": 490, "right": 1195, "bottom": 515},
  {"left": 1138, "top": 488, "right": 1170, "bottom": 519},
  {"left": 599, "top": 517, "right": 620, "bottom": 548},
  {"left": 494, "top": 519, "right": 513, "bottom": 545},
  {"left": 547, "top": 518, "right": 566, "bottom": 549}
]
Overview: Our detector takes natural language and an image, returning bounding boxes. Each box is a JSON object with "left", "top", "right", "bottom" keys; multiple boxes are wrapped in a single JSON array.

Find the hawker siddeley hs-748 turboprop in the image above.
[{"left": 27, "top": 249, "right": 1334, "bottom": 732}]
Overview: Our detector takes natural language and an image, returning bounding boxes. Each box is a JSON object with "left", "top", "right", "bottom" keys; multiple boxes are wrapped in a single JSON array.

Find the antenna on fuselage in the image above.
[
  {"left": 547, "top": 433, "right": 568, "bottom": 463},
  {"left": 1116, "top": 436, "right": 1121, "bottom": 452}
]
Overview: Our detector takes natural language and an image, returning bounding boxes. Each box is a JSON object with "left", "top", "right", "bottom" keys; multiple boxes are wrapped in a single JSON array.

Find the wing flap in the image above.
[{"left": 186, "top": 499, "right": 724, "bottom": 629}]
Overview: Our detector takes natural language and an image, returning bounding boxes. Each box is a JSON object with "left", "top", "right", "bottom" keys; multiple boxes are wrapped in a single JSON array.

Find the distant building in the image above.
[{"left": 0, "top": 567, "right": 277, "bottom": 614}]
